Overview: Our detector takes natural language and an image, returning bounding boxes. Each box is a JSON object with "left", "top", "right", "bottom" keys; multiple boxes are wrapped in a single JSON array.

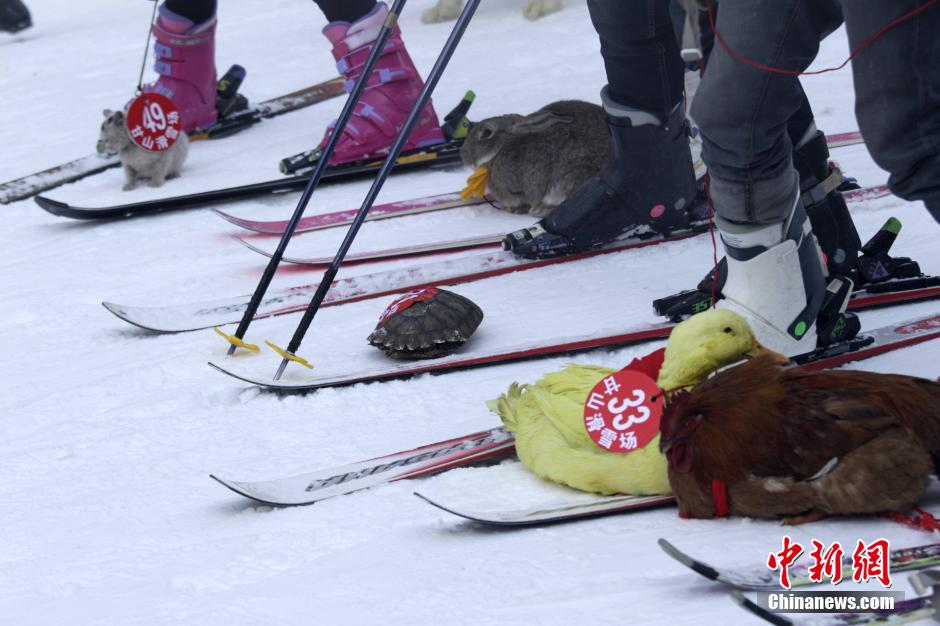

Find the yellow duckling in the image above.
[{"left": 487, "top": 309, "right": 769, "bottom": 496}]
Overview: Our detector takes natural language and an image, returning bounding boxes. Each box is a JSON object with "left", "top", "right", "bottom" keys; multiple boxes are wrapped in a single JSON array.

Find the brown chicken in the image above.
[{"left": 660, "top": 354, "right": 940, "bottom": 523}]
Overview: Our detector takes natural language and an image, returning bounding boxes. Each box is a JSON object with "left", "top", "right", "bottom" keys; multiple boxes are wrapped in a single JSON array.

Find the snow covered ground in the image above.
[{"left": 2, "top": 1, "right": 939, "bottom": 624}]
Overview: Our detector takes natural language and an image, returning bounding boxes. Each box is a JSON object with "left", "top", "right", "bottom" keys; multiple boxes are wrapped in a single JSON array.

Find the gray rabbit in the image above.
[
  {"left": 459, "top": 100, "right": 611, "bottom": 217},
  {"left": 99, "top": 109, "right": 188, "bottom": 191}
]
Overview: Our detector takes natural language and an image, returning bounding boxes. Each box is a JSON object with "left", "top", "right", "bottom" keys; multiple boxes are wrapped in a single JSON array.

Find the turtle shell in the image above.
[{"left": 367, "top": 288, "right": 484, "bottom": 359}]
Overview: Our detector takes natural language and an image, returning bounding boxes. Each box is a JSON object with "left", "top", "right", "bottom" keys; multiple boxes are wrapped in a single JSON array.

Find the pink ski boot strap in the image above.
[
  {"left": 145, "top": 5, "right": 218, "bottom": 132},
  {"left": 320, "top": 2, "right": 444, "bottom": 164}
]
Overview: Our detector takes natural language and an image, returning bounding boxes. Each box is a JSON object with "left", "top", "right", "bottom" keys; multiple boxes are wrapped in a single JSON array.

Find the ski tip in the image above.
[
  {"left": 413, "top": 491, "right": 467, "bottom": 520},
  {"left": 233, "top": 236, "right": 272, "bottom": 258},
  {"left": 657, "top": 538, "right": 722, "bottom": 582},
  {"left": 34, "top": 195, "right": 69, "bottom": 216},
  {"left": 210, "top": 474, "right": 280, "bottom": 506},
  {"left": 212, "top": 208, "right": 249, "bottom": 229},
  {"left": 413, "top": 491, "right": 437, "bottom": 507},
  {"left": 730, "top": 591, "right": 793, "bottom": 626},
  {"left": 100, "top": 301, "right": 140, "bottom": 327},
  {"left": 657, "top": 538, "right": 689, "bottom": 563},
  {"left": 100, "top": 301, "right": 163, "bottom": 333}
]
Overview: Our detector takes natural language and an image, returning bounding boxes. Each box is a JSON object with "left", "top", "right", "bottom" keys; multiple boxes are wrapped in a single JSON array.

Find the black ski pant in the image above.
[
  {"left": 164, "top": 0, "right": 377, "bottom": 26},
  {"left": 589, "top": 0, "right": 817, "bottom": 149},
  {"left": 693, "top": 0, "right": 940, "bottom": 225}
]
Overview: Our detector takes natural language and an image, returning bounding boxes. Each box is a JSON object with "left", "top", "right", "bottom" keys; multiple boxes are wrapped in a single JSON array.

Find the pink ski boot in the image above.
[
  {"left": 144, "top": 4, "right": 218, "bottom": 132},
  {"left": 319, "top": 2, "right": 445, "bottom": 164}
]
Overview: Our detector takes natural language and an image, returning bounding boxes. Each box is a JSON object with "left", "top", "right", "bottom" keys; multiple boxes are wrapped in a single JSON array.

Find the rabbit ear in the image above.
[{"left": 509, "top": 110, "right": 574, "bottom": 134}]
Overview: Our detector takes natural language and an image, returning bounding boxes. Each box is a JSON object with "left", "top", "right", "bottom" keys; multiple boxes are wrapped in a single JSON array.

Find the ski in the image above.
[
  {"left": 658, "top": 538, "right": 940, "bottom": 590},
  {"left": 211, "top": 311, "right": 940, "bottom": 508},
  {"left": 103, "top": 231, "right": 703, "bottom": 333},
  {"left": 33, "top": 139, "right": 463, "bottom": 220},
  {"left": 237, "top": 232, "right": 506, "bottom": 266},
  {"left": 208, "top": 303, "right": 940, "bottom": 392},
  {"left": 212, "top": 136, "right": 873, "bottom": 237},
  {"left": 210, "top": 426, "right": 516, "bottom": 506},
  {"left": 825, "top": 130, "right": 864, "bottom": 148},
  {"left": 414, "top": 492, "right": 676, "bottom": 526},
  {"left": 732, "top": 590, "right": 935, "bottom": 626},
  {"left": 1, "top": 78, "right": 346, "bottom": 205},
  {"left": 214, "top": 191, "right": 482, "bottom": 235},
  {"left": 232, "top": 185, "right": 889, "bottom": 268},
  {"left": 105, "top": 222, "right": 937, "bottom": 334},
  {"left": 31, "top": 128, "right": 862, "bottom": 219}
]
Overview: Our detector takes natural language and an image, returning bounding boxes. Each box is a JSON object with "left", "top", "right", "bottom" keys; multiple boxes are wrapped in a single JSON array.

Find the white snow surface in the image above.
[{"left": 2, "top": 1, "right": 940, "bottom": 624}]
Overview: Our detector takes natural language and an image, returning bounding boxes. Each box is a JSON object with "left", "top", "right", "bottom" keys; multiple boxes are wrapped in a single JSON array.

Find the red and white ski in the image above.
[
  {"left": 211, "top": 426, "right": 517, "bottom": 506},
  {"left": 213, "top": 131, "right": 868, "bottom": 237},
  {"left": 105, "top": 235, "right": 938, "bottom": 335},
  {"left": 208, "top": 305, "right": 940, "bottom": 392},
  {"left": 103, "top": 231, "right": 703, "bottom": 332},
  {"left": 234, "top": 185, "right": 890, "bottom": 268},
  {"left": 210, "top": 310, "right": 939, "bottom": 508},
  {"left": 214, "top": 191, "right": 482, "bottom": 235}
]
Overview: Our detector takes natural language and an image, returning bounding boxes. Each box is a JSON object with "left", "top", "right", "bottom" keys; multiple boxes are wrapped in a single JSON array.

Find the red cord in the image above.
[
  {"left": 883, "top": 508, "right": 940, "bottom": 533},
  {"left": 704, "top": 174, "right": 719, "bottom": 308},
  {"left": 482, "top": 196, "right": 504, "bottom": 212},
  {"left": 704, "top": 0, "right": 937, "bottom": 76}
]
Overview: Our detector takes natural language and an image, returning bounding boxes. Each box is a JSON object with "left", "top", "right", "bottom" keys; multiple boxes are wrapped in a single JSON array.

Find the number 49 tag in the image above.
[
  {"left": 583, "top": 369, "right": 664, "bottom": 453},
  {"left": 125, "top": 92, "right": 182, "bottom": 152}
]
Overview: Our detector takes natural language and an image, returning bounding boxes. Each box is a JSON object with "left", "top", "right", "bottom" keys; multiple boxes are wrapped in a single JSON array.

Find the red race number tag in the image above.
[
  {"left": 583, "top": 369, "right": 664, "bottom": 453},
  {"left": 126, "top": 92, "right": 182, "bottom": 152}
]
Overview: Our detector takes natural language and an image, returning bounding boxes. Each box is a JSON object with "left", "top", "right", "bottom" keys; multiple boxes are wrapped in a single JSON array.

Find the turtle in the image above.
[{"left": 367, "top": 288, "right": 484, "bottom": 359}]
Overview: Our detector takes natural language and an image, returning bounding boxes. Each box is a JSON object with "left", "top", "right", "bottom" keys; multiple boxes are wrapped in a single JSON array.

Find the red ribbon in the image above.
[{"left": 711, "top": 478, "right": 729, "bottom": 517}]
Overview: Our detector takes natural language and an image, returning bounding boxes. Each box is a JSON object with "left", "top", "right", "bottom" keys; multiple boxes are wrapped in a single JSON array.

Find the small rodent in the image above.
[
  {"left": 99, "top": 109, "right": 188, "bottom": 191},
  {"left": 460, "top": 100, "right": 611, "bottom": 217}
]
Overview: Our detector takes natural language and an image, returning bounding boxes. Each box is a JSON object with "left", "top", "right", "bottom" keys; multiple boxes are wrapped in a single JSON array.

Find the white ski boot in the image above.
[{"left": 717, "top": 194, "right": 856, "bottom": 357}]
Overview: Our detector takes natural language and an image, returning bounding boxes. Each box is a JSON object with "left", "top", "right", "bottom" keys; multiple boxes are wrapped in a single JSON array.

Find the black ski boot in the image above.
[
  {"left": 793, "top": 130, "right": 861, "bottom": 281},
  {"left": 502, "top": 87, "right": 698, "bottom": 259},
  {"left": 0, "top": 0, "right": 31, "bottom": 33}
]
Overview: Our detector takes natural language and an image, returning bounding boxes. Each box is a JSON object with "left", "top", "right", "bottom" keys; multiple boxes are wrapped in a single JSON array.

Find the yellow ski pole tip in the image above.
[
  {"left": 213, "top": 327, "right": 260, "bottom": 352},
  {"left": 264, "top": 341, "right": 314, "bottom": 369},
  {"left": 460, "top": 165, "right": 489, "bottom": 200}
]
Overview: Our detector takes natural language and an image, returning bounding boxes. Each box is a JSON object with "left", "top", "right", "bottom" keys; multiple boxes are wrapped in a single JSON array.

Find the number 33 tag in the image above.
[
  {"left": 583, "top": 369, "right": 664, "bottom": 453},
  {"left": 125, "top": 93, "right": 182, "bottom": 152}
]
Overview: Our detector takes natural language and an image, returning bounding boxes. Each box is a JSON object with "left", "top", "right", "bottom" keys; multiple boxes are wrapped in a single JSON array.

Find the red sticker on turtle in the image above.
[
  {"left": 125, "top": 92, "right": 182, "bottom": 152},
  {"left": 379, "top": 288, "right": 440, "bottom": 323},
  {"left": 583, "top": 369, "right": 664, "bottom": 453}
]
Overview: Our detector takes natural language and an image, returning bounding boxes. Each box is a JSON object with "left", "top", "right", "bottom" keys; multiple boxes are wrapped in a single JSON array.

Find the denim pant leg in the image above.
[
  {"left": 842, "top": 0, "right": 940, "bottom": 219},
  {"left": 587, "top": 0, "right": 685, "bottom": 117},
  {"left": 691, "top": 0, "right": 843, "bottom": 224},
  {"left": 698, "top": 1, "right": 817, "bottom": 155}
]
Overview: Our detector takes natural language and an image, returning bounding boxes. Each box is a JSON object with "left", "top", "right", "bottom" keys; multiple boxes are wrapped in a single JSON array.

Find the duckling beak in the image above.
[{"left": 743, "top": 343, "right": 790, "bottom": 365}]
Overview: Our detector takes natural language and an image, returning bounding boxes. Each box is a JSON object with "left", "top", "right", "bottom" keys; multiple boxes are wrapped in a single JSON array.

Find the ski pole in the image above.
[
  {"left": 271, "top": 0, "right": 483, "bottom": 380},
  {"left": 224, "top": 0, "right": 408, "bottom": 356}
]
